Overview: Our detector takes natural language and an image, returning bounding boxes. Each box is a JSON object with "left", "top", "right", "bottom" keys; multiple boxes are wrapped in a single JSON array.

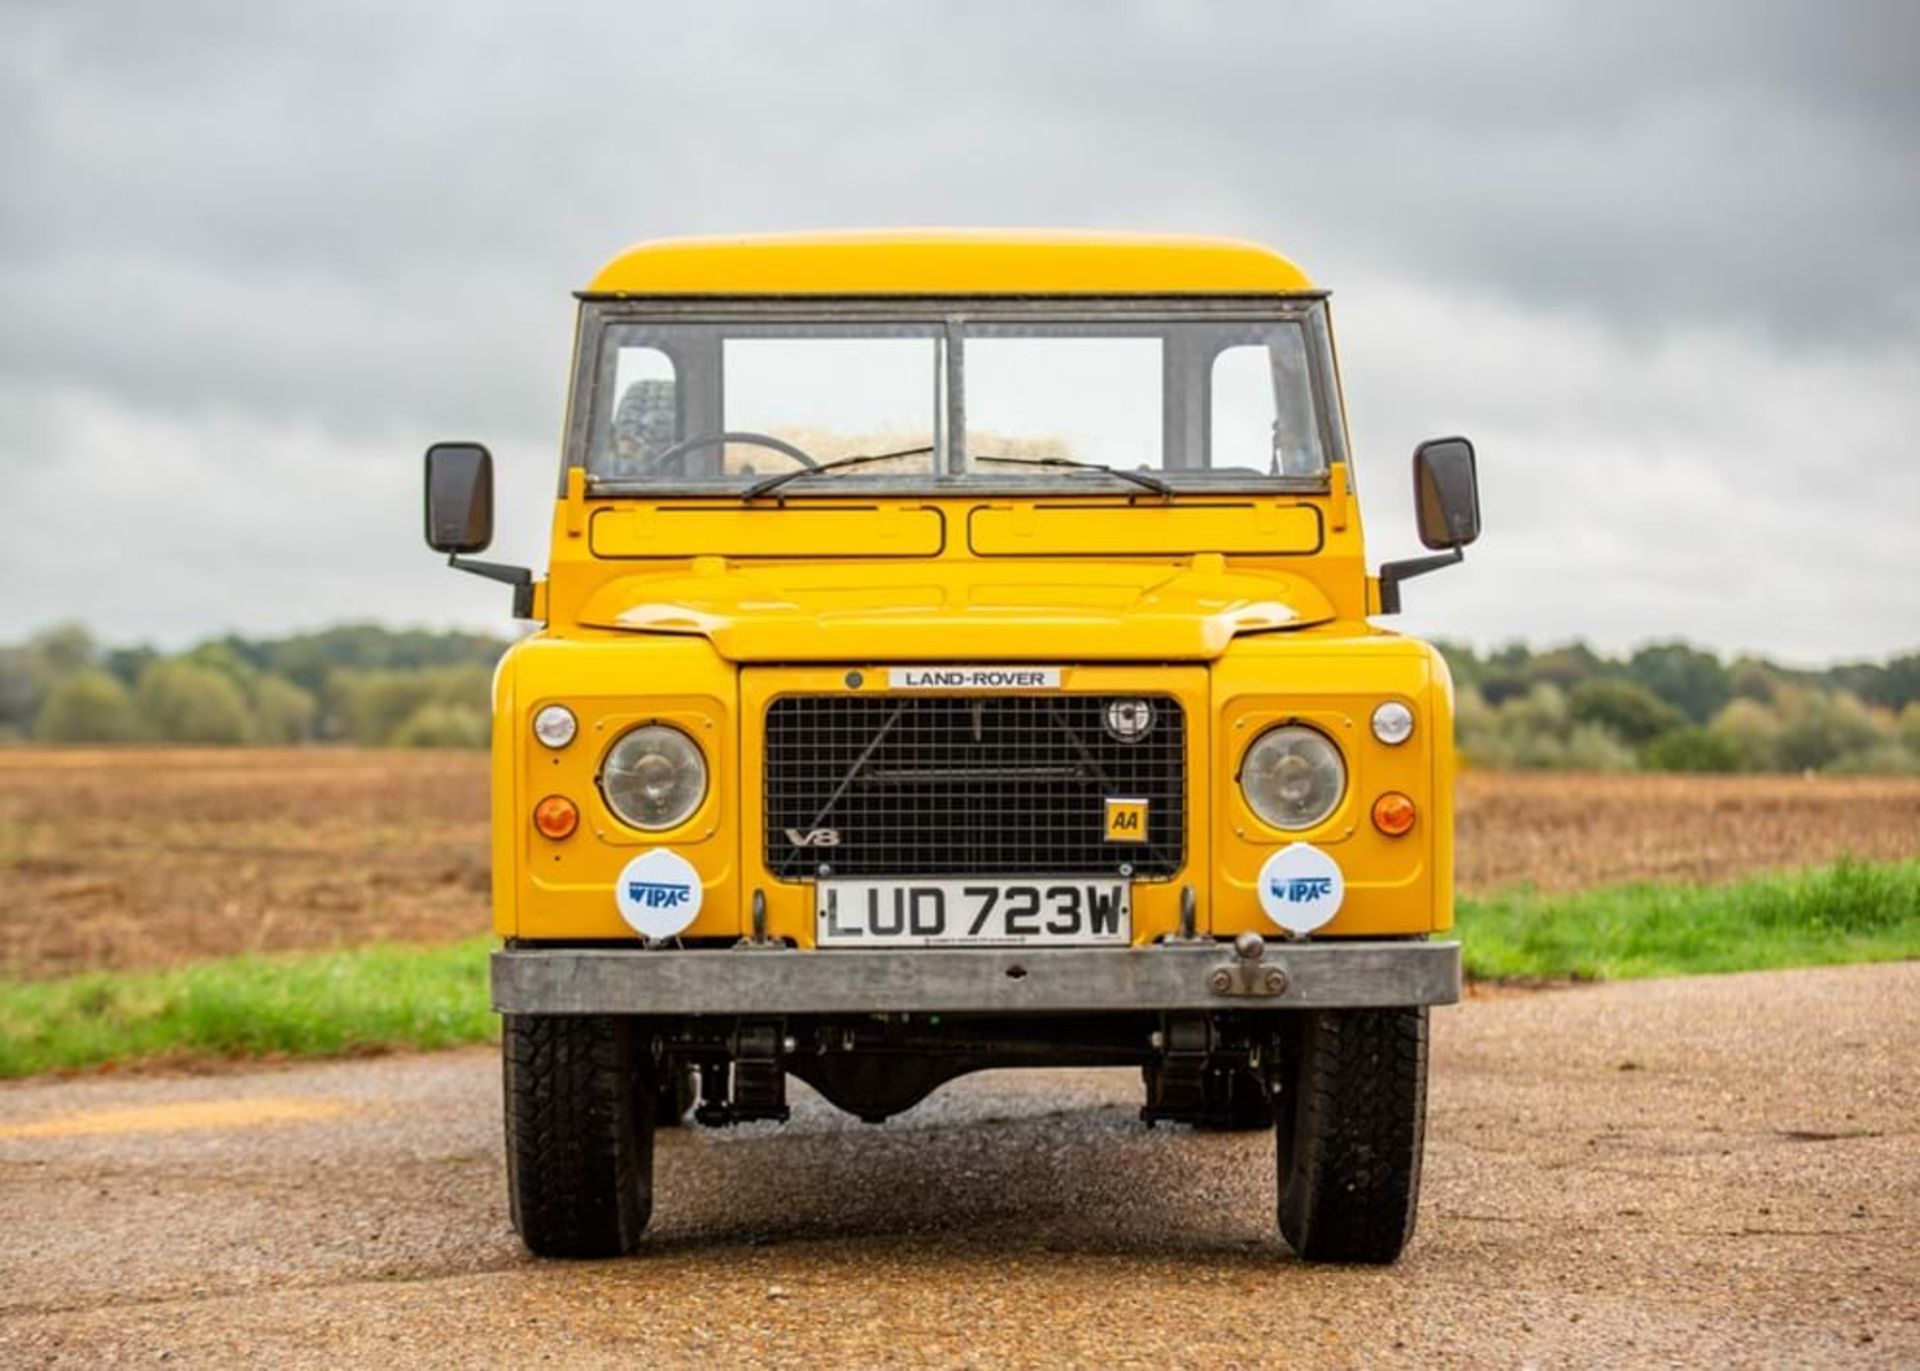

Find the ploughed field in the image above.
[{"left": 1, "top": 748, "right": 1916, "bottom": 981}]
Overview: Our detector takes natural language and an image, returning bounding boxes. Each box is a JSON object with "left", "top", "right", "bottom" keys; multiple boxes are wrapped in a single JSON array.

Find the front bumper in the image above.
[{"left": 492, "top": 939, "right": 1460, "bottom": 1016}]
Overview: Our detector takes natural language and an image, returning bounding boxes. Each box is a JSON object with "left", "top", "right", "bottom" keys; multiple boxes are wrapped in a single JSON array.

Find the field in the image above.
[
  {"left": 2, "top": 749, "right": 1917, "bottom": 981},
  {"left": 1453, "top": 769, "right": 1920, "bottom": 890},
  {"left": 0, "top": 749, "right": 488, "bottom": 981}
]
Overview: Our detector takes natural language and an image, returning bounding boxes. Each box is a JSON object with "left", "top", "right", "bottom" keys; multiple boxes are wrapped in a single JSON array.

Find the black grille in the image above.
[{"left": 763, "top": 694, "right": 1186, "bottom": 879}]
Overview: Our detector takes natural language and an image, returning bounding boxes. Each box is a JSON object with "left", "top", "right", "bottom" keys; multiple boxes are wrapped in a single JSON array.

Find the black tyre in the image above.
[
  {"left": 1276, "top": 1006, "right": 1428, "bottom": 1264},
  {"left": 503, "top": 1014, "right": 656, "bottom": 1258}
]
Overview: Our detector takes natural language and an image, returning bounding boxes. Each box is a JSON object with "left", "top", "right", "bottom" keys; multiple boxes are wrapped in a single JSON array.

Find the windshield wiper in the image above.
[
  {"left": 972, "top": 454, "right": 1172, "bottom": 496},
  {"left": 742, "top": 446, "right": 936, "bottom": 501}
]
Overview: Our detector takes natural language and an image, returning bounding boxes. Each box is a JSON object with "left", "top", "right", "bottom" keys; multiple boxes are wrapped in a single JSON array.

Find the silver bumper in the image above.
[{"left": 492, "top": 939, "right": 1460, "bottom": 1016}]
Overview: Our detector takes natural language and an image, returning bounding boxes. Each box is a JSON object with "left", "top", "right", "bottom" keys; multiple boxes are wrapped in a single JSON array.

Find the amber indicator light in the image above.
[
  {"left": 533, "top": 795, "right": 579, "bottom": 840},
  {"left": 1371, "top": 792, "right": 1417, "bottom": 837}
]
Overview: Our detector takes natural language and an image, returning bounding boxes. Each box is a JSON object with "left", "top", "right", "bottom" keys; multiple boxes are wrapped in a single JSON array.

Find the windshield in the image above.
[{"left": 576, "top": 303, "right": 1340, "bottom": 491}]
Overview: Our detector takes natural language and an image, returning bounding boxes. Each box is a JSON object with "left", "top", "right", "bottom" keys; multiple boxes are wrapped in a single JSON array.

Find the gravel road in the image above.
[{"left": 1, "top": 963, "right": 1914, "bottom": 1368}]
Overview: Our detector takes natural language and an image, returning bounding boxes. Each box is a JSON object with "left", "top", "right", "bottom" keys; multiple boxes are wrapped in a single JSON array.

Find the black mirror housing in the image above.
[
  {"left": 424, "top": 442, "right": 495, "bottom": 554},
  {"left": 1412, "top": 436, "right": 1481, "bottom": 550},
  {"left": 1376, "top": 435, "right": 1482, "bottom": 615}
]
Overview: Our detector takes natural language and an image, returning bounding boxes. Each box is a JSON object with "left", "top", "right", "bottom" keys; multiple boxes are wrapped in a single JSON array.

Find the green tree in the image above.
[
  {"left": 1477, "top": 671, "right": 1532, "bottom": 707},
  {"left": 1456, "top": 683, "right": 1637, "bottom": 772},
  {"left": 1726, "top": 656, "right": 1780, "bottom": 705},
  {"left": 102, "top": 646, "right": 160, "bottom": 689},
  {"left": 1773, "top": 690, "right": 1890, "bottom": 772},
  {"left": 0, "top": 647, "right": 41, "bottom": 734},
  {"left": 263, "top": 624, "right": 506, "bottom": 696},
  {"left": 390, "top": 701, "right": 490, "bottom": 748},
  {"left": 1710, "top": 698, "right": 1783, "bottom": 771},
  {"left": 182, "top": 641, "right": 261, "bottom": 694},
  {"left": 1885, "top": 653, "right": 1920, "bottom": 711},
  {"left": 1643, "top": 726, "right": 1742, "bottom": 773},
  {"left": 135, "top": 661, "right": 252, "bottom": 744},
  {"left": 1836, "top": 652, "right": 1920, "bottom": 712},
  {"left": 327, "top": 665, "right": 491, "bottom": 746},
  {"left": 1432, "top": 641, "right": 1481, "bottom": 691},
  {"left": 1569, "top": 679, "right": 1685, "bottom": 746},
  {"left": 1560, "top": 722, "right": 1638, "bottom": 771},
  {"left": 328, "top": 672, "right": 434, "bottom": 745},
  {"left": 1900, "top": 702, "right": 1920, "bottom": 755},
  {"left": 1525, "top": 642, "right": 1605, "bottom": 693},
  {"left": 250, "top": 675, "right": 319, "bottom": 744},
  {"left": 31, "top": 622, "right": 96, "bottom": 676},
  {"left": 1627, "top": 642, "right": 1731, "bottom": 724},
  {"left": 34, "top": 670, "right": 140, "bottom": 742}
]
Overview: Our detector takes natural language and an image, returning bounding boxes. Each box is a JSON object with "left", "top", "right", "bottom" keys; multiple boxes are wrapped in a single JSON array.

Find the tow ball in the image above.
[{"left": 1208, "top": 931, "right": 1291, "bottom": 998}]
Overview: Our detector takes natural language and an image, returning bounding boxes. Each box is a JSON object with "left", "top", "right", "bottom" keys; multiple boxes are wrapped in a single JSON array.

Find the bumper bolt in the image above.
[
  {"left": 1263, "top": 967, "right": 1289, "bottom": 994},
  {"left": 1208, "top": 969, "right": 1234, "bottom": 993}
]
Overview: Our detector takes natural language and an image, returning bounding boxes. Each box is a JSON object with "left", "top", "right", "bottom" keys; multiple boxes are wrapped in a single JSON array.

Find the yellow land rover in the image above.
[{"left": 423, "top": 232, "right": 1479, "bottom": 1264}]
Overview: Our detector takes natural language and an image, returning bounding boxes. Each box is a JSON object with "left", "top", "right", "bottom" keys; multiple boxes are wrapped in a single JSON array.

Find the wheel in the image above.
[
  {"left": 503, "top": 1014, "right": 657, "bottom": 1258},
  {"left": 1195, "top": 1067, "right": 1275, "bottom": 1132},
  {"left": 1275, "top": 1006, "right": 1429, "bottom": 1264}
]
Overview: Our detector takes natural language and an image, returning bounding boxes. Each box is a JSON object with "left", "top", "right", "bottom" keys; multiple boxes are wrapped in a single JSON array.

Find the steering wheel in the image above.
[{"left": 637, "top": 431, "right": 819, "bottom": 476}]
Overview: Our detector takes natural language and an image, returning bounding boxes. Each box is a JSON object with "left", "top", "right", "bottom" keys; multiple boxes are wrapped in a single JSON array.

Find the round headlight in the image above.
[
  {"left": 1371, "top": 701, "right": 1415, "bottom": 746},
  {"left": 600, "top": 724, "right": 708, "bottom": 831},
  {"left": 532, "top": 704, "right": 577, "bottom": 749},
  {"left": 1240, "top": 725, "right": 1346, "bottom": 831}
]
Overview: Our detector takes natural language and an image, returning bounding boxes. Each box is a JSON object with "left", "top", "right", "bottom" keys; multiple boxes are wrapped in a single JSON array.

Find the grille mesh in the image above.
[{"left": 764, "top": 694, "right": 1186, "bottom": 879}]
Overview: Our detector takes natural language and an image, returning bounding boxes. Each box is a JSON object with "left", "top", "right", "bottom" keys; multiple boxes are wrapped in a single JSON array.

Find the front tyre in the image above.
[
  {"left": 1276, "top": 1006, "right": 1429, "bottom": 1264},
  {"left": 504, "top": 1014, "right": 656, "bottom": 1258}
]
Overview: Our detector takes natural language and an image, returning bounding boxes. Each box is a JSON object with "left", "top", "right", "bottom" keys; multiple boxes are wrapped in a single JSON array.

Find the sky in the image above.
[{"left": 1, "top": 0, "right": 1915, "bottom": 665}]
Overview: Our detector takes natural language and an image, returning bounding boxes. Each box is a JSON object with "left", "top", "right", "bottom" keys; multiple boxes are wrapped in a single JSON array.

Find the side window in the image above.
[
  {"left": 608, "top": 346, "right": 678, "bottom": 475},
  {"left": 1210, "top": 337, "right": 1325, "bottom": 477}
]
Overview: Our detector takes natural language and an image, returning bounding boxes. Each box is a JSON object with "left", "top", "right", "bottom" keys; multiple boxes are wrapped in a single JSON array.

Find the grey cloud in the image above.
[
  {"left": 0, "top": 0, "right": 1915, "bottom": 657},
  {"left": 6, "top": 2, "right": 1915, "bottom": 435}
]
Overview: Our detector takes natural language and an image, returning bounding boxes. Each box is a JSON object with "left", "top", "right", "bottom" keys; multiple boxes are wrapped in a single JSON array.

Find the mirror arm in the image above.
[
  {"left": 447, "top": 554, "right": 536, "bottom": 619},
  {"left": 1376, "top": 545, "right": 1463, "bottom": 615}
]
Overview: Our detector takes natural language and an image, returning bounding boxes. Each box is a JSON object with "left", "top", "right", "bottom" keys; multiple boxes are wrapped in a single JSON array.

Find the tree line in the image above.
[
  {"left": 1442, "top": 641, "right": 1920, "bottom": 774},
  {"left": 3, "top": 623, "right": 1916, "bottom": 772},
  {"left": 2, "top": 624, "right": 498, "bottom": 749}
]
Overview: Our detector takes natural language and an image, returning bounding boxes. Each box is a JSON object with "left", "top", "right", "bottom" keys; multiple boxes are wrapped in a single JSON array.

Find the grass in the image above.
[
  {"left": 1457, "top": 856, "right": 1920, "bottom": 982},
  {"left": 0, "top": 859, "right": 1914, "bottom": 1079},
  {"left": 0, "top": 938, "right": 495, "bottom": 1079}
]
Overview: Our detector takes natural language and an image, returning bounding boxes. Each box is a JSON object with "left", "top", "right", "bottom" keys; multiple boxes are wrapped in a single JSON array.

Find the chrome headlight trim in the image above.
[
  {"left": 1240, "top": 723, "right": 1347, "bottom": 831},
  {"left": 599, "top": 723, "right": 709, "bottom": 832}
]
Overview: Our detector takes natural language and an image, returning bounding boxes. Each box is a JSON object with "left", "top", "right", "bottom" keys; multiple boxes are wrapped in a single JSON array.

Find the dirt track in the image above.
[{"left": 1, "top": 963, "right": 1914, "bottom": 1367}]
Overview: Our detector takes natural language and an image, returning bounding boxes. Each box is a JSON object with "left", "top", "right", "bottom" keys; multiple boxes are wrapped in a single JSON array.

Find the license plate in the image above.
[{"left": 816, "top": 879, "right": 1132, "bottom": 947}]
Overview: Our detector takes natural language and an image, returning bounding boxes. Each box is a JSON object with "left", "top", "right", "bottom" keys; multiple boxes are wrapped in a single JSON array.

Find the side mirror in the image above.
[
  {"left": 424, "top": 442, "right": 494, "bottom": 554},
  {"left": 424, "top": 441, "right": 534, "bottom": 617},
  {"left": 1377, "top": 435, "right": 1482, "bottom": 614},
  {"left": 1412, "top": 436, "right": 1481, "bottom": 550}
]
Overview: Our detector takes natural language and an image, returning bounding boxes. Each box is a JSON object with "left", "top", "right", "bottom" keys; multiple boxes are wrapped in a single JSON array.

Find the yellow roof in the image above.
[{"left": 584, "top": 230, "right": 1316, "bottom": 297}]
